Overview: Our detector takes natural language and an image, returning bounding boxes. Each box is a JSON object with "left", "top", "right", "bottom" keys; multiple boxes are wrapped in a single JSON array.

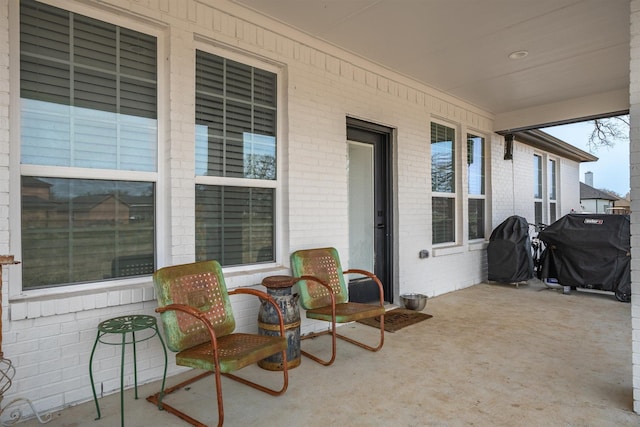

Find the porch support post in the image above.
[{"left": 630, "top": 0, "right": 640, "bottom": 415}]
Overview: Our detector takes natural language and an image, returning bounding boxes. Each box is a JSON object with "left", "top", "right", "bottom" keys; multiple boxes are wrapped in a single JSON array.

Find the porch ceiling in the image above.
[{"left": 228, "top": 0, "right": 630, "bottom": 132}]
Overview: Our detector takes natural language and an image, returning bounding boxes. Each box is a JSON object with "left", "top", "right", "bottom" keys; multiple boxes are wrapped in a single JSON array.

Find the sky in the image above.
[{"left": 541, "top": 120, "right": 630, "bottom": 197}]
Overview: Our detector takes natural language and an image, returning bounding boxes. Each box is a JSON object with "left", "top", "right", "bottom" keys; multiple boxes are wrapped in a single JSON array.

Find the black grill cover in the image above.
[
  {"left": 538, "top": 213, "right": 630, "bottom": 297},
  {"left": 487, "top": 215, "right": 534, "bottom": 283}
]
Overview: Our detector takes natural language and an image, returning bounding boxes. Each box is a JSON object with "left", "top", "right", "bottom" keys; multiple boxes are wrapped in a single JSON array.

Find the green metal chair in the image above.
[
  {"left": 146, "top": 260, "right": 288, "bottom": 427},
  {"left": 290, "top": 247, "right": 385, "bottom": 366}
]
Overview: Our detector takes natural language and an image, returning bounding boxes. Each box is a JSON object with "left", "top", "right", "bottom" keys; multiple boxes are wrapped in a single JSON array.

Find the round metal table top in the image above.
[{"left": 97, "top": 315, "right": 157, "bottom": 334}]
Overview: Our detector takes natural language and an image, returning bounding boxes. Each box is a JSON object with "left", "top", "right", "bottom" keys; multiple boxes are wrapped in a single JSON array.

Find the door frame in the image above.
[{"left": 346, "top": 117, "right": 394, "bottom": 303}]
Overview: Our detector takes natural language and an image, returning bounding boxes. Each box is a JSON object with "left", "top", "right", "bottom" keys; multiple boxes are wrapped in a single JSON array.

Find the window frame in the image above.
[
  {"left": 533, "top": 153, "right": 544, "bottom": 226},
  {"left": 532, "top": 152, "right": 561, "bottom": 227},
  {"left": 548, "top": 157, "right": 558, "bottom": 223},
  {"left": 466, "top": 132, "right": 486, "bottom": 241},
  {"left": 10, "top": 0, "right": 166, "bottom": 297},
  {"left": 431, "top": 120, "right": 459, "bottom": 246},
  {"left": 193, "top": 43, "right": 283, "bottom": 271}
]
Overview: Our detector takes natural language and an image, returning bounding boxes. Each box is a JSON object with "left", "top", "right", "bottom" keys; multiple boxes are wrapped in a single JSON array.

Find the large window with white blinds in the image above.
[
  {"left": 19, "top": 0, "right": 157, "bottom": 289},
  {"left": 195, "top": 50, "right": 277, "bottom": 266},
  {"left": 431, "top": 122, "right": 456, "bottom": 245}
]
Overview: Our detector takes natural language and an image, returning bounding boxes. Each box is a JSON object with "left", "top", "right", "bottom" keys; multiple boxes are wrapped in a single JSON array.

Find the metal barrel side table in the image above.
[{"left": 258, "top": 275, "right": 301, "bottom": 370}]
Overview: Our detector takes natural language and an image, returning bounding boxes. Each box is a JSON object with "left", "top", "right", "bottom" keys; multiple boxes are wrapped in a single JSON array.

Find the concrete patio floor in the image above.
[{"left": 20, "top": 280, "right": 640, "bottom": 426}]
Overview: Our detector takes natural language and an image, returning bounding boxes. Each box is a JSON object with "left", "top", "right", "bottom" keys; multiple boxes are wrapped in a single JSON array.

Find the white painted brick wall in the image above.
[
  {"left": 631, "top": 0, "right": 640, "bottom": 414},
  {"left": 0, "top": 0, "right": 603, "bottom": 419},
  {"left": 490, "top": 138, "right": 581, "bottom": 230},
  {"left": 0, "top": 0, "right": 10, "bottom": 384},
  {"left": 560, "top": 158, "right": 582, "bottom": 213},
  {"left": 493, "top": 142, "right": 530, "bottom": 225}
]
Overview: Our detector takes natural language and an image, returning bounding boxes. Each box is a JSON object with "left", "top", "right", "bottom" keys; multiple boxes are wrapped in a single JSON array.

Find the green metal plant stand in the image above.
[{"left": 89, "top": 315, "right": 167, "bottom": 427}]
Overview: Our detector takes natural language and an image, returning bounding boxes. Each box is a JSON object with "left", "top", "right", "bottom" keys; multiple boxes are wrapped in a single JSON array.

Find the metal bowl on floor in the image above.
[{"left": 400, "top": 293, "right": 428, "bottom": 311}]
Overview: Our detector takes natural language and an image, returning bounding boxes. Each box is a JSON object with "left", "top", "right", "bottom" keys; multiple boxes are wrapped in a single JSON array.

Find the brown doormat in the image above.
[{"left": 357, "top": 308, "right": 432, "bottom": 333}]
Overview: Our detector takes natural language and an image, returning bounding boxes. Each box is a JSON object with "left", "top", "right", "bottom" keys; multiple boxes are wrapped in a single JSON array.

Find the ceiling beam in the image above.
[{"left": 493, "top": 89, "right": 629, "bottom": 133}]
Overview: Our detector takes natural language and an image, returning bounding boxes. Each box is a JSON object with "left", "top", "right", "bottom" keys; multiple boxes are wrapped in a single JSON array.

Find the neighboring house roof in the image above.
[
  {"left": 21, "top": 195, "right": 59, "bottom": 210},
  {"left": 70, "top": 194, "right": 120, "bottom": 212},
  {"left": 52, "top": 194, "right": 131, "bottom": 214},
  {"left": 22, "top": 176, "right": 53, "bottom": 188},
  {"left": 579, "top": 182, "right": 618, "bottom": 201},
  {"left": 119, "top": 195, "right": 154, "bottom": 208},
  {"left": 512, "top": 129, "right": 598, "bottom": 163}
]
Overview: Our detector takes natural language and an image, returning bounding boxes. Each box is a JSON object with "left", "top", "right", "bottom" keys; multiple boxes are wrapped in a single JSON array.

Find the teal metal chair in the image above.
[
  {"left": 290, "top": 247, "right": 385, "bottom": 366},
  {"left": 146, "top": 260, "right": 288, "bottom": 427}
]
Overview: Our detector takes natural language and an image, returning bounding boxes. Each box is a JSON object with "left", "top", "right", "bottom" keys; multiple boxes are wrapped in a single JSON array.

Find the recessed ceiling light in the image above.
[{"left": 508, "top": 50, "right": 529, "bottom": 60}]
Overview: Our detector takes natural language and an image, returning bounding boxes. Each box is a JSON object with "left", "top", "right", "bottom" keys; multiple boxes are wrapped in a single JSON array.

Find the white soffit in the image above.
[{"left": 229, "top": 0, "right": 630, "bottom": 129}]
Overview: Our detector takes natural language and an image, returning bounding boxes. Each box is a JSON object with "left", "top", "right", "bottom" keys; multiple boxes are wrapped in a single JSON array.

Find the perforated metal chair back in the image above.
[
  {"left": 290, "top": 247, "right": 348, "bottom": 310},
  {"left": 153, "top": 260, "right": 235, "bottom": 352}
]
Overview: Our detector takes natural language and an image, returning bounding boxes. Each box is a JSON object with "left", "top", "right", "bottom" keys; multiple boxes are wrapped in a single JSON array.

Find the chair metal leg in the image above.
[
  {"left": 222, "top": 346, "right": 289, "bottom": 395},
  {"left": 146, "top": 350, "right": 289, "bottom": 427},
  {"left": 301, "top": 314, "right": 384, "bottom": 366},
  {"left": 153, "top": 324, "right": 168, "bottom": 408},
  {"left": 300, "top": 321, "right": 338, "bottom": 366},
  {"left": 147, "top": 369, "right": 227, "bottom": 427},
  {"left": 336, "top": 328, "right": 384, "bottom": 351},
  {"left": 337, "top": 313, "right": 384, "bottom": 351},
  {"left": 146, "top": 371, "right": 214, "bottom": 427}
]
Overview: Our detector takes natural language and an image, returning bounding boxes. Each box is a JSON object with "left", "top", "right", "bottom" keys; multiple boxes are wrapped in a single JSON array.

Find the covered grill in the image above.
[
  {"left": 538, "top": 213, "right": 631, "bottom": 302},
  {"left": 487, "top": 215, "right": 534, "bottom": 284}
]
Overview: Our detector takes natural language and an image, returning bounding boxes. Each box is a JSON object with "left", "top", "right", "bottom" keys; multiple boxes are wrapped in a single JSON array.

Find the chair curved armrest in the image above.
[
  {"left": 343, "top": 268, "right": 377, "bottom": 279},
  {"left": 156, "top": 303, "right": 206, "bottom": 320},
  {"left": 229, "top": 288, "right": 287, "bottom": 337},
  {"left": 343, "top": 269, "right": 385, "bottom": 306}
]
